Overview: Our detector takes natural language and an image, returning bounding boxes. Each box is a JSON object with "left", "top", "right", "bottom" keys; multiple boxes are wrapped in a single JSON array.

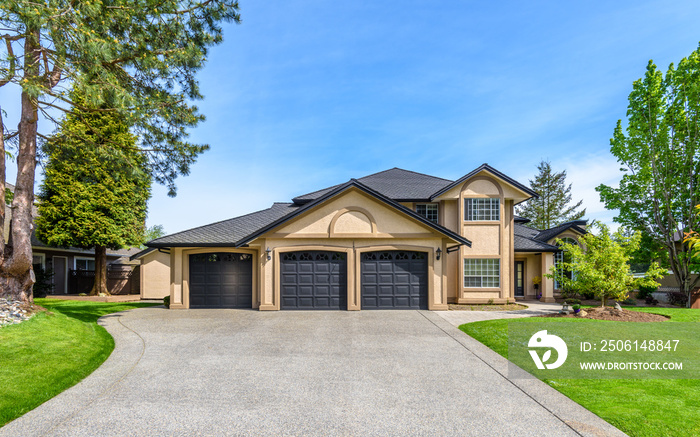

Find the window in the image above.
[
  {"left": 554, "top": 238, "right": 577, "bottom": 289},
  {"left": 32, "top": 254, "right": 45, "bottom": 270},
  {"left": 464, "top": 259, "right": 500, "bottom": 288},
  {"left": 75, "top": 258, "right": 95, "bottom": 271},
  {"left": 464, "top": 198, "right": 500, "bottom": 221},
  {"left": 416, "top": 204, "right": 439, "bottom": 223}
]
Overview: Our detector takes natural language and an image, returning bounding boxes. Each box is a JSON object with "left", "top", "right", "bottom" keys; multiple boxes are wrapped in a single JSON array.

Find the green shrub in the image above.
[
  {"left": 621, "top": 297, "right": 637, "bottom": 306},
  {"left": 637, "top": 285, "right": 657, "bottom": 300},
  {"left": 565, "top": 298, "right": 581, "bottom": 305},
  {"left": 163, "top": 295, "right": 170, "bottom": 309},
  {"left": 572, "top": 304, "right": 581, "bottom": 311}
]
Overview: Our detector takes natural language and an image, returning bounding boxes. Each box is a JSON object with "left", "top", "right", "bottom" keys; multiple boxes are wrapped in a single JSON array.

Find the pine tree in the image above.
[
  {"left": 0, "top": 1, "right": 240, "bottom": 302},
  {"left": 36, "top": 97, "right": 151, "bottom": 296},
  {"left": 516, "top": 160, "right": 586, "bottom": 230}
]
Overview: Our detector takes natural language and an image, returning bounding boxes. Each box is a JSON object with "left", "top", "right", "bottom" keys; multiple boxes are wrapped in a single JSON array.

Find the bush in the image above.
[
  {"left": 621, "top": 297, "right": 637, "bottom": 306},
  {"left": 572, "top": 304, "right": 581, "bottom": 311},
  {"left": 581, "top": 290, "right": 596, "bottom": 300},
  {"left": 645, "top": 295, "right": 659, "bottom": 306},
  {"left": 637, "top": 285, "right": 657, "bottom": 300},
  {"left": 33, "top": 266, "right": 54, "bottom": 298},
  {"left": 667, "top": 291, "right": 688, "bottom": 307},
  {"left": 163, "top": 295, "right": 170, "bottom": 309},
  {"left": 564, "top": 298, "right": 581, "bottom": 306}
]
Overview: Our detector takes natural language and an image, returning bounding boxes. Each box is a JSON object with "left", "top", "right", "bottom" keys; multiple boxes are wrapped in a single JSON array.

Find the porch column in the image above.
[{"left": 541, "top": 252, "right": 556, "bottom": 303}]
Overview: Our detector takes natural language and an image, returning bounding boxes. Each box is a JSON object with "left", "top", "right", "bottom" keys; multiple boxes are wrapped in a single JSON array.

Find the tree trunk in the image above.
[
  {"left": 0, "top": 29, "right": 40, "bottom": 303},
  {"left": 89, "top": 246, "right": 110, "bottom": 296}
]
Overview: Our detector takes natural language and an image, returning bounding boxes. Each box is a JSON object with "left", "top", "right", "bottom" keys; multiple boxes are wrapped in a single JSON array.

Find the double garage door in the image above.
[
  {"left": 280, "top": 250, "right": 428, "bottom": 310},
  {"left": 188, "top": 250, "right": 428, "bottom": 310}
]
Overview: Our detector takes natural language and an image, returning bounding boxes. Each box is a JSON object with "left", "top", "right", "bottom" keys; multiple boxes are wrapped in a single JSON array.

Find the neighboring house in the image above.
[
  {"left": 3, "top": 182, "right": 141, "bottom": 294},
  {"left": 133, "top": 164, "right": 587, "bottom": 309}
]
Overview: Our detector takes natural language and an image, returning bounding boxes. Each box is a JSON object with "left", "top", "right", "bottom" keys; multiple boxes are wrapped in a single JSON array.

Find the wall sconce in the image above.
[
  {"left": 265, "top": 247, "right": 272, "bottom": 261},
  {"left": 436, "top": 248, "right": 442, "bottom": 260}
]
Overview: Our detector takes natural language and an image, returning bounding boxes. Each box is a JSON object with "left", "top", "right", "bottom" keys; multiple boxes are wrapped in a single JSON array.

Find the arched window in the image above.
[{"left": 554, "top": 237, "right": 578, "bottom": 289}]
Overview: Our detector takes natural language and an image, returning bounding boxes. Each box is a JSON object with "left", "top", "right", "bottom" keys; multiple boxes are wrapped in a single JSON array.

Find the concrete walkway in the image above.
[
  {"left": 435, "top": 301, "right": 563, "bottom": 326},
  {"left": 1, "top": 307, "right": 624, "bottom": 437}
]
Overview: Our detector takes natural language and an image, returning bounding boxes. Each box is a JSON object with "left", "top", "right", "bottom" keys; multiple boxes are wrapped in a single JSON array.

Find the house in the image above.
[
  {"left": 134, "top": 164, "right": 587, "bottom": 309},
  {"left": 3, "top": 183, "right": 141, "bottom": 295}
]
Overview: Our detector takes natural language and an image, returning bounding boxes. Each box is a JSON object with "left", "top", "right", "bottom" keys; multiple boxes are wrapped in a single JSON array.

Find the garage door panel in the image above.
[
  {"left": 188, "top": 252, "right": 253, "bottom": 309},
  {"left": 361, "top": 251, "right": 428, "bottom": 310},
  {"left": 280, "top": 251, "right": 347, "bottom": 310}
]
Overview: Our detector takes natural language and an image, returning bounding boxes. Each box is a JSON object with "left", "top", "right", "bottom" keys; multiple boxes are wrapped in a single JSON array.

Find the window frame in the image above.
[
  {"left": 463, "top": 258, "right": 501, "bottom": 288},
  {"left": 74, "top": 257, "right": 96, "bottom": 271},
  {"left": 32, "top": 253, "right": 46, "bottom": 270},
  {"left": 464, "top": 197, "right": 500, "bottom": 221},
  {"left": 415, "top": 203, "right": 439, "bottom": 224}
]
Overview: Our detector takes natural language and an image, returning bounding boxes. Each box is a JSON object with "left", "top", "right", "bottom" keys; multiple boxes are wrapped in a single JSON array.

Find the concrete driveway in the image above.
[{"left": 1, "top": 308, "right": 625, "bottom": 436}]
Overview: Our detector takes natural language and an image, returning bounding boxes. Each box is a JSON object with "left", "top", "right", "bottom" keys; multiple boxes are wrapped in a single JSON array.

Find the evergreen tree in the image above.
[
  {"left": 36, "top": 99, "right": 151, "bottom": 296},
  {"left": 0, "top": 1, "right": 240, "bottom": 302},
  {"left": 516, "top": 160, "right": 586, "bottom": 230}
]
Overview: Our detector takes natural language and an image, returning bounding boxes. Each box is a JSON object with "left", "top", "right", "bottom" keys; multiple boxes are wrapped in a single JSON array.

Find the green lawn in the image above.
[
  {"left": 460, "top": 307, "right": 700, "bottom": 437},
  {"left": 0, "top": 299, "right": 158, "bottom": 427}
]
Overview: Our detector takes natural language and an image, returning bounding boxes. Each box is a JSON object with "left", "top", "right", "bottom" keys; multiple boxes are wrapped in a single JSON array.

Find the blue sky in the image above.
[{"left": 4, "top": 0, "right": 700, "bottom": 233}]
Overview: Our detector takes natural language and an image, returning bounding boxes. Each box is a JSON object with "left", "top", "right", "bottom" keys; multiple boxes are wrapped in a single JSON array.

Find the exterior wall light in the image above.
[
  {"left": 436, "top": 248, "right": 442, "bottom": 260},
  {"left": 266, "top": 247, "right": 272, "bottom": 261}
]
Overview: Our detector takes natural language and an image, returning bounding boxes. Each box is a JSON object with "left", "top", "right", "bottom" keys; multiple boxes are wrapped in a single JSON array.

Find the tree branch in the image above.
[{"left": 0, "top": 36, "right": 17, "bottom": 87}]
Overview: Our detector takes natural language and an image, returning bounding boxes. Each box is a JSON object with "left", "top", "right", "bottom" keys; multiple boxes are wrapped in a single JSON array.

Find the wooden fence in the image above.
[{"left": 68, "top": 266, "right": 140, "bottom": 295}]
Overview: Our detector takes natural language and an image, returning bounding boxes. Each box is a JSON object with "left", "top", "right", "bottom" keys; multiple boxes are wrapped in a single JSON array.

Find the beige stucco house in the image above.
[{"left": 133, "top": 165, "right": 586, "bottom": 309}]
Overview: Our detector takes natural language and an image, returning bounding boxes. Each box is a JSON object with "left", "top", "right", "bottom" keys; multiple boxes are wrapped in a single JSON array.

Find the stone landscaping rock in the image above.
[
  {"left": 0, "top": 298, "right": 40, "bottom": 328},
  {"left": 575, "top": 310, "right": 588, "bottom": 317}
]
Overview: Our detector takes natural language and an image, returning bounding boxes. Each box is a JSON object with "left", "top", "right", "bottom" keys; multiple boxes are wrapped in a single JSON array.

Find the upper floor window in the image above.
[
  {"left": 416, "top": 203, "right": 438, "bottom": 223},
  {"left": 464, "top": 198, "right": 500, "bottom": 221}
]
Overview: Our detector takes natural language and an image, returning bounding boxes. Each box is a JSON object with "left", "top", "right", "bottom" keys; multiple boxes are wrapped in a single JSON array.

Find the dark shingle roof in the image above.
[
  {"left": 534, "top": 220, "right": 587, "bottom": 243},
  {"left": 148, "top": 203, "right": 300, "bottom": 247},
  {"left": 292, "top": 168, "right": 453, "bottom": 204}
]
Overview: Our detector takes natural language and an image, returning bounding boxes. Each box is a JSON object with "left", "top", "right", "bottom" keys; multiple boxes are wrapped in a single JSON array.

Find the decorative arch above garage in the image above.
[{"left": 329, "top": 207, "right": 377, "bottom": 237}]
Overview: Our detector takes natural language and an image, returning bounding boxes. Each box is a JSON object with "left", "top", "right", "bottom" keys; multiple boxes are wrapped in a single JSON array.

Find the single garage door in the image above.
[
  {"left": 280, "top": 251, "right": 347, "bottom": 310},
  {"left": 361, "top": 250, "right": 428, "bottom": 309},
  {"left": 189, "top": 252, "right": 253, "bottom": 308}
]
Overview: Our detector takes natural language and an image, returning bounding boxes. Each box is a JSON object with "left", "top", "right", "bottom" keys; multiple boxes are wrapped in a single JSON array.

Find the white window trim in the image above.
[
  {"left": 32, "top": 253, "right": 46, "bottom": 270},
  {"left": 415, "top": 203, "right": 439, "bottom": 223},
  {"left": 74, "top": 256, "right": 95, "bottom": 271},
  {"left": 464, "top": 197, "right": 500, "bottom": 222},
  {"left": 463, "top": 258, "right": 501, "bottom": 288}
]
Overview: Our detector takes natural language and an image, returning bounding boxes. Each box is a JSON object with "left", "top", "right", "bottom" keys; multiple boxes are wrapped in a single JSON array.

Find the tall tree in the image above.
[
  {"left": 36, "top": 98, "right": 150, "bottom": 295},
  {"left": 0, "top": 1, "right": 240, "bottom": 302},
  {"left": 597, "top": 46, "right": 700, "bottom": 308},
  {"left": 516, "top": 160, "right": 586, "bottom": 229}
]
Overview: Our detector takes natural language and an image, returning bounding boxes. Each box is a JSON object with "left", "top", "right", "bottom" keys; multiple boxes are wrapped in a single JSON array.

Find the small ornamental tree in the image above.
[
  {"left": 516, "top": 160, "right": 586, "bottom": 230},
  {"left": 36, "top": 101, "right": 151, "bottom": 295},
  {"left": 547, "top": 223, "right": 665, "bottom": 307}
]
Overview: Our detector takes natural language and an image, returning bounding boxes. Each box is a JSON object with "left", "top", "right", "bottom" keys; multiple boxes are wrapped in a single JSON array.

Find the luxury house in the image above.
[{"left": 134, "top": 164, "right": 587, "bottom": 310}]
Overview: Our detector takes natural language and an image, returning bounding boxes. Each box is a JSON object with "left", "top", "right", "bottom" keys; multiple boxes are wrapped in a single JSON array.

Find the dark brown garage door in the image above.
[
  {"left": 189, "top": 252, "right": 253, "bottom": 308},
  {"left": 361, "top": 251, "right": 428, "bottom": 309},
  {"left": 280, "top": 251, "right": 347, "bottom": 310}
]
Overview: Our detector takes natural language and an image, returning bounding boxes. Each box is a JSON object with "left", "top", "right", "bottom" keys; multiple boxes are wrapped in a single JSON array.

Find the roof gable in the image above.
[{"left": 430, "top": 164, "right": 538, "bottom": 201}]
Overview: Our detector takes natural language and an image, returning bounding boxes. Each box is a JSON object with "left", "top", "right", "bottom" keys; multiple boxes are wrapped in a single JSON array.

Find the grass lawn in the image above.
[
  {"left": 460, "top": 307, "right": 700, "bottom": 437},
  {"left": 0, "top": 299, "right": 159, "bottom": 428}
]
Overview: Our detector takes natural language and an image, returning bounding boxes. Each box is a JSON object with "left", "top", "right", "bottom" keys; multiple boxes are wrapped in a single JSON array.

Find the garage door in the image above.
[
  {"left": 280, "top": 251, "right": 347, "bottom": 310},
  {"left": 361, "top": 251, "right": 428, "bottom": 309},
  {"left": 189, "top": 252, "right": 253, "bottom": 308}
]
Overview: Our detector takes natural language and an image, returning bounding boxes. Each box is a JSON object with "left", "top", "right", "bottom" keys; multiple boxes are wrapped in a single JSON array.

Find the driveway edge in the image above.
[
  {"left": 0, "top": 310, "right": 145, "bottom": 436},
  {"left": 420, "top": 311, "right": 628, "bottom": 437}
]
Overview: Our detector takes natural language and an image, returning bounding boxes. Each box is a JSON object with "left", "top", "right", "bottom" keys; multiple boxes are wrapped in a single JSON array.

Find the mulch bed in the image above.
[
  {"left": 543, "top": 306, "right": 668, "bottom": 322},
  {"left": 448, "top": 303, "right": 528, "bottom": 311}
]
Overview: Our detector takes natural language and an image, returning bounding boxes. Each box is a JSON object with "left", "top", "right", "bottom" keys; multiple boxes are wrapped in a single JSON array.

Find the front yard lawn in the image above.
[
  {"left": 0, "top": 299, "right": 158, "bottom": 427},
  {"left": 460, "top": 307, "right": 700, "bottom": 437}
]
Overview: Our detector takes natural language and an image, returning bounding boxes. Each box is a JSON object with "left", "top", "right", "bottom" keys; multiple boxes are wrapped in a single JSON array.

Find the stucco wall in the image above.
[{"left": 140, "top": 250, "right": 171, "bottom": 299}]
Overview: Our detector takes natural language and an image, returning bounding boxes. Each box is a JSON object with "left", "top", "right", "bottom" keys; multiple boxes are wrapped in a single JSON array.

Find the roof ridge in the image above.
[{"left": 359, "top": 167, "right": 454, "bottom": 183}]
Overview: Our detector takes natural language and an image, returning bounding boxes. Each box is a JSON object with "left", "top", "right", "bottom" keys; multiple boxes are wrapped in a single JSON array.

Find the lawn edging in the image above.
[{"left": 0, "top": 300, "right": 158, "bottom": 429}]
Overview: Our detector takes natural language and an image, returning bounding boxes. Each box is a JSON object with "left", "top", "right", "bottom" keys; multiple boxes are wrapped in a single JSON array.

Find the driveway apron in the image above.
[{"left": 0, "top": 308, "right": 625, "bottom": 436}]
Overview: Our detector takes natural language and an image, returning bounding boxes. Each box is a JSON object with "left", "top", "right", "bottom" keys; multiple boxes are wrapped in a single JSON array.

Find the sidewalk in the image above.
[{"left": 435, "top": 300, "right": 563, "bottom": 326}]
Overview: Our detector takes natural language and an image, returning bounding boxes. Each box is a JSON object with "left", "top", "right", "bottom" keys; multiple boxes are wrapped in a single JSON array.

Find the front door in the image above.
[
  {"left": 514, "top": 261, "right": 524, "bottom": 297},
  {"left": 53, "top": 256, "right": 67, "bottom": 294}
]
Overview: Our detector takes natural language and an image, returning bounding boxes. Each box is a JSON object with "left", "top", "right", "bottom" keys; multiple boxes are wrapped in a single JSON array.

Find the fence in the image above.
[{"left": 68, "top": 266, "right": 140, "bottom": 295}]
